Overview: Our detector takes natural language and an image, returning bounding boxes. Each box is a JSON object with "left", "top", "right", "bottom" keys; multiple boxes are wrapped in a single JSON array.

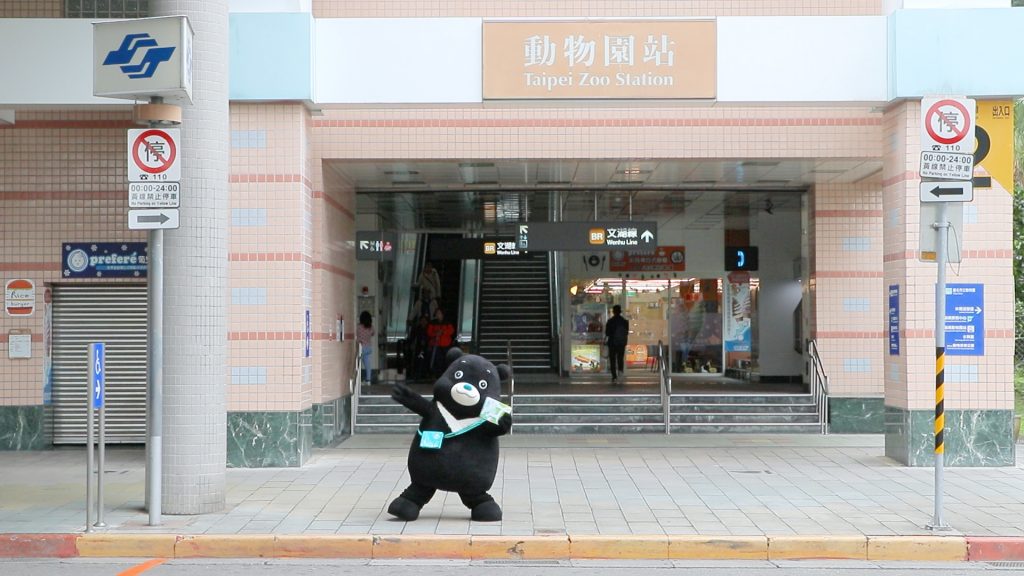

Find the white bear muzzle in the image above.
[{"left": 450, "top": 382, "right": 480, "bottom": 406}]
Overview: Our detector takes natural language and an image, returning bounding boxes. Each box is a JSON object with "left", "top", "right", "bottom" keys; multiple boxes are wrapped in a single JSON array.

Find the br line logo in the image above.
[{"left": 103, "top": 33, "right": 175, "bottom": 79}]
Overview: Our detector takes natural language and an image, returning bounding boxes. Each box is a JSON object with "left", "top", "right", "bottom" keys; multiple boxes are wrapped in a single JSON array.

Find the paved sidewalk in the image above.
[{"left": 1, "top": 435, "right": 1022, "bottom": 538}]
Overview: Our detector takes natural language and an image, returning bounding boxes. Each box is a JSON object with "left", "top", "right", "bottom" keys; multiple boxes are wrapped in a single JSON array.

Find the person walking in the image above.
[
  {"left": 605, "top": 304, "right": 629, "bottom": 384},
  {"left": 357, "top": 310, "right": 375, "bottom": 384}
]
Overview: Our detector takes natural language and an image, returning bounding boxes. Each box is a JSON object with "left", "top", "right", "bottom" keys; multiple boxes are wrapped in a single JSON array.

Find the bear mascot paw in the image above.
[{"left": 387, "top": 348, "right": 512, "bottom": 522}]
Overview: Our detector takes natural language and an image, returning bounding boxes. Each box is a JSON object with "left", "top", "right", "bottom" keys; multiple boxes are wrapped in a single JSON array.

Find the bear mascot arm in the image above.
[
  {"left": 390, "top": 381, "right": 431, "bottom": 417},
  {"left": 481, "top": 363, "right": 512, "bottom": 437}
]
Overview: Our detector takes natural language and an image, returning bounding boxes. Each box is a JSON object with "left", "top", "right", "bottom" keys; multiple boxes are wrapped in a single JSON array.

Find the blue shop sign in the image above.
[
  {"left": 945, "top": 283, "right": 983, "bottom": 356},
  {"left": 888, "top": 285, "right": 899, "bottom": 356},
  {"left": 63, "top": 242, "right": 148, "bottom": 278}
]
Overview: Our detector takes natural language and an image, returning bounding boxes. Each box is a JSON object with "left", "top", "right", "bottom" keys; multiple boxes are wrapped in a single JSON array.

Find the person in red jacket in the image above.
[{"left": 427, "top": 308, "right": 455, "bottom": 376}]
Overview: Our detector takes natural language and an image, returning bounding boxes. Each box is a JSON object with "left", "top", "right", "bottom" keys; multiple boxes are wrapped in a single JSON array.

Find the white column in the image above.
[{"left": 151, "top": 0, "right": 229, "bottom": 514}]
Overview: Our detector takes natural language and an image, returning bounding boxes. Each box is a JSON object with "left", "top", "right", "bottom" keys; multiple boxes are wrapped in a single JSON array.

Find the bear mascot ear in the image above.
[
  {"left": 445, "top": 347, "right": 464, "bottom": 365},
  {"left": 496, "top": 363, "right": 511, "bottom": 382}
]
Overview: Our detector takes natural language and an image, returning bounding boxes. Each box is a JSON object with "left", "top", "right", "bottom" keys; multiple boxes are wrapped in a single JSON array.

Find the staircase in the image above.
[
  {"left": 476, "top": 253, "right": 553, "bottom": 371},
  {"left": 352, "top": 388, "right": 824, "bottom": 434},
  {"left": 669, "top": 393, "right": 821, "bottom": 433}
]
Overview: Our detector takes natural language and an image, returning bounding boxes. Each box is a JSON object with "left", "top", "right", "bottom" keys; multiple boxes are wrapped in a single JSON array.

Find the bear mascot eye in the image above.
[
  {"left": 478, "top": 380, "right": 488, "bottom": 389},
  {"left": 454, "top": 370, "right": 464, "bottom": 379}
]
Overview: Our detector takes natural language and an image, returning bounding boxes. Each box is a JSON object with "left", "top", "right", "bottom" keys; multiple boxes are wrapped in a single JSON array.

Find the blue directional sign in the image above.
[
  {"left": 945, "top": 284, "right": 983, "bottom": 356},
  {"left": 888, "top": 285, "right": 900, "bottom": 356},
  {"left": 89, "top": 342, "right": 106, "bottom": 409}
]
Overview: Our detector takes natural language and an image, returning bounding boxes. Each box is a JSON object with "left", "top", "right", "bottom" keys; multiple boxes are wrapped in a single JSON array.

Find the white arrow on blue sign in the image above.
[{"left": 90, "top": 342, "right": 105, "bottom": 409}]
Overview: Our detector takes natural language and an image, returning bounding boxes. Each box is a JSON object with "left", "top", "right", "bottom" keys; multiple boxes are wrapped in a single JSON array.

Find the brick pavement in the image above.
[{"left": 1, "top": 435, "right": 1022, "bottom": 538}]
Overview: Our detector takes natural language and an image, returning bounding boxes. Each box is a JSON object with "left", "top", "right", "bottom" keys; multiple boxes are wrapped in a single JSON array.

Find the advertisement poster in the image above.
[
  {"left": 572, "top": 303, "right": 606, "bottom": 340},
  {"left": 571, "top": 344, "right": 602, "bottom": 372},
  {"left": 724, "top": 280, "right": 751, "bottom": 352},
  {"left": 625, "top": 343, "right": 647, "bottom": 369}
]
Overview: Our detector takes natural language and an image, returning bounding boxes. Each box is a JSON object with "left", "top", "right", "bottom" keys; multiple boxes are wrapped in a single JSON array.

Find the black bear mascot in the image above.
[{"left": 388, "top": 348, "right": 512, "bottom": 522}]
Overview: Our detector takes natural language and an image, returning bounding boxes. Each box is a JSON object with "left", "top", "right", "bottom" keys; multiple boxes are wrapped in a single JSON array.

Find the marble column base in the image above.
[
  {"left": 312, "top": 395, "right": 351, "bottom": 448},
  {"left": 227, "top": 408, "right": 313, "bottom": 468},
  {"left": 885, "top": 406, "right": 1015, "bottom": 466},
  {"left": 829, "top": 397, "right": 885, "bottom": 433},
  {"left": 0, "top": 405, "right": 49, "bottom": 450}
]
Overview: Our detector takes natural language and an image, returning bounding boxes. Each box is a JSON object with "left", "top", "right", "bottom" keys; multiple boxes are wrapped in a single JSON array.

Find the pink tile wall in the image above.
[
  {"left": 0, "top": 111, "right": 143, "bottom": 406},
  {"left": 313, "top": 0, "right": 883, "bottom": 18},
  {"left": 311, "top": 106, "right": 881, "bottom": 161},
  {"left": 313, "top": 163, "right": 356, "bottom": 405},
  {"left": 229, "top": 104, "right": 315, "bottom": 412},
  {"left": 810, "top": 182, "right": 885, "bottom": 397}
]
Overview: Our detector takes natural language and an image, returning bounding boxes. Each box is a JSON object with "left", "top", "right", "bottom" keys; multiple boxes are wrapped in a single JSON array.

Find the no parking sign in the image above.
[
  {"left": 127, "top": 128, "right": 180, "bottom": 182},
  {"left": 920, "top": 97, "right": 975, "bottom": 153}
]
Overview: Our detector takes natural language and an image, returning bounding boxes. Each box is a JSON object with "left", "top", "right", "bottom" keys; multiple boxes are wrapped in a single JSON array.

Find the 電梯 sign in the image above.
[{"left": 483, "top": 20, "right": 716, "bottom": 100}]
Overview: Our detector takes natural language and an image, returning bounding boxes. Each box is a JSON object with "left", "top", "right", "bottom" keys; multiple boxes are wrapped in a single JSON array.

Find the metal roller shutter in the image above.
[{"left": 52, "top": 285, "right": 148, "bottom": 444}]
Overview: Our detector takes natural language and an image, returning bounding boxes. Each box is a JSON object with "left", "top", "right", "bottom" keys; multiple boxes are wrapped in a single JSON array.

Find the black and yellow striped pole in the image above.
[{"left": 929, "top": 202, "right": 950, "bottom": 531}]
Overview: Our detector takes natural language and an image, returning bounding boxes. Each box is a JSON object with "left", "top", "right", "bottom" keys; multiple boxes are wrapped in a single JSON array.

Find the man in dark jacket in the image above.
[{"left": 605, "top": 304, "right": 629, "bottom": 384}]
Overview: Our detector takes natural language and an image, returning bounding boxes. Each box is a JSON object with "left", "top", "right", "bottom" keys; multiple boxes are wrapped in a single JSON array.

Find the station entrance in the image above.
[{"left": 341, "top": 159, "right": 812, "bottom": 392}]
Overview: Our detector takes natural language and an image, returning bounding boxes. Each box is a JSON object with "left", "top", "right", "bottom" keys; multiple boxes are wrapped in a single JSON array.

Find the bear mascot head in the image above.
[{"left": 388, "top": 348, "right": 512, "bottom": 522}]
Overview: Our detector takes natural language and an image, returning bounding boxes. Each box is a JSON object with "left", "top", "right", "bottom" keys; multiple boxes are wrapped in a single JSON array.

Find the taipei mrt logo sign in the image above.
[
  {"left": 93, "top": 16, "right": 194, "bottom": 103},
  {"left": 103, "top": 33, "right": 175, "bottom": 79}
]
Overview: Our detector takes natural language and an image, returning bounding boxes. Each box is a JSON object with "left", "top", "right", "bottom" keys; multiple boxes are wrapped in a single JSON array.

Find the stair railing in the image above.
[
  {"left": 506, "top": 339, "right": 515, "bottom": 436},
  {"left": 350, "top": 342, "right": 362, "bottom": 436},
  {"left": 658, "top": 340, "right": 671, "bottom": 435},
  {"left": 807, "top": 339, "right": 830, "bottom": 434}
]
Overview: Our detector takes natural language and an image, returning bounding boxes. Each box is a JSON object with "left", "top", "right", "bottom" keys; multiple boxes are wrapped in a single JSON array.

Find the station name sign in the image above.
[
  {"left": 518, "top": 221, "right": 658, "bottom": 252},
  {"left": 483, "top": 21, "right": 716, "bottom": 100}
]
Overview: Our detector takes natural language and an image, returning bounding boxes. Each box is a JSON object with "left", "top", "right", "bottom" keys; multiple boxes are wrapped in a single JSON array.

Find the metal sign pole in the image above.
[
  {"left": 85, "top": 376, "right": 94, "bottom": 533},
  {"left": 146, "top": 99, "right": 165, "bottom": 527},
  {"left": 96, "top": 401, "right": 106, "bottom": 527},
  {"left": 929, "top": 202, "right": 950, "bottom": 531}
]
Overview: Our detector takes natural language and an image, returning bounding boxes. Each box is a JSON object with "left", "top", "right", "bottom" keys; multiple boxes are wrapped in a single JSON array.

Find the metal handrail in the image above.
[
  {"left": 350, "top": 342, "right": 362, "bottom": 436},
  {"left": 807, "top": 339, "right": 830, "bottom": 434},
  {"left": 658, "top": 340, "right": 671, "bottom": 435},
  {"left": 506, "top": 339, "right": 515, "bottom": 436}
]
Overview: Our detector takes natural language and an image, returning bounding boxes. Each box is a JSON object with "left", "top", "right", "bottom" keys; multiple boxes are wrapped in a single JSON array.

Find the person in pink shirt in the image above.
[{"left": 357, "top": 310, "right": 375, "bottom": 383}]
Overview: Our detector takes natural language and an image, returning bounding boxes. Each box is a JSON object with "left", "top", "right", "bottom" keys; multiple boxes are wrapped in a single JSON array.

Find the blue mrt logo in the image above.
[
  {"left": 90, "top": 343, "right": 105, "bottom": 410},
  {"left": 103, "top": 33, "right": 175, "bottom": 79}
]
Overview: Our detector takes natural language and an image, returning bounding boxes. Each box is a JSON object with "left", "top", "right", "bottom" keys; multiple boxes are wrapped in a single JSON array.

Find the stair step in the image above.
[
  {"left": 671, "top": 404, "right": 816, "bottom": 413},
  {"left": 670, "top": 423, "right": 823, "bottom": 434},
  {"left": 671, "top": 413, "right": 819, "bottom": 424}
]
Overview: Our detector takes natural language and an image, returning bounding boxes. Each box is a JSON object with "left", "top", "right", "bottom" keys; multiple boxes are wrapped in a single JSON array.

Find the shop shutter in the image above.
[{"left": 52, "top": 285, "right": 148, "bottom": 444}]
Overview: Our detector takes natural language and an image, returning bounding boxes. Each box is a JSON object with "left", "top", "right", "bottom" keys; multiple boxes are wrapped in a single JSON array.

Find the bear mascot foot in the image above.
[
  {"left": 387, "top": 496, "right": 422, "bottom": 521},
  {"left": 470, "top": 500, "right": 503, "bottom": 522}
]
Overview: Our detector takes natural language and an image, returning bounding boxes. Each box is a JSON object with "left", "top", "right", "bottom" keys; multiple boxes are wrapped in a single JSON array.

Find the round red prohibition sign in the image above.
[
  {"left": 925, "top": 99, "right": 972, "bottom": 146},
  {"left": 132, "top": 129, "right": 177, "bottom": 175}
]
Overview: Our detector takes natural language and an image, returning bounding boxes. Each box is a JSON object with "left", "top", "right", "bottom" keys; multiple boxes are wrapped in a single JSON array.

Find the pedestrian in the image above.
[
  {"left": 427, "top": 308, "right": 455, "bottom": 376},
  {"left": 408, "top": 314, "right": 430, "bottom": 379},
  {"left": 357, "top": 310, "right": 374, "bottom": 383},
  {"left": 605, "top": 304, "right": 629, "bottom": 384},
  {"left": 415, "top": 261, "right": 442, "bottom": 302}
]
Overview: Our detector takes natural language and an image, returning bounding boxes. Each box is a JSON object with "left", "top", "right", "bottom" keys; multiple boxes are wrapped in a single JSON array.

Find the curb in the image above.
[{"left": 1, "top": 533, "right": 1023, "bottom": 562}]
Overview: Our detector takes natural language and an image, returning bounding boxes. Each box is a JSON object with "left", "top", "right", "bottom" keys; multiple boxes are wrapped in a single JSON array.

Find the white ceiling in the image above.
[{"left": 331, "top": 158, "right": 881, "bottom": 231}]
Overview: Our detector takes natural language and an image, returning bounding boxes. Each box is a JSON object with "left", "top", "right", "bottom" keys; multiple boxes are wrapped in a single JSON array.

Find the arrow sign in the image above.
[
  {"left": 128, "top": 208, "right": 179, "bottom": 230},
  {"left": 138, "top": 213, "right": 170, "bottom": 224},
  {"left": 640, "top": 230, "right": 655, "bottom": 243},
  {"left": 89, "top": 342, "right": 105, "bottom": 410},
  {"left": 920, "top": 181, "right": 972, "bottom": 203}
]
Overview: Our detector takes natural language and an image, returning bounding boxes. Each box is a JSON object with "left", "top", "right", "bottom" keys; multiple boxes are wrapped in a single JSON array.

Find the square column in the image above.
[{"left": 882, "top": 100, "right": 1015, "bottom": 466}]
